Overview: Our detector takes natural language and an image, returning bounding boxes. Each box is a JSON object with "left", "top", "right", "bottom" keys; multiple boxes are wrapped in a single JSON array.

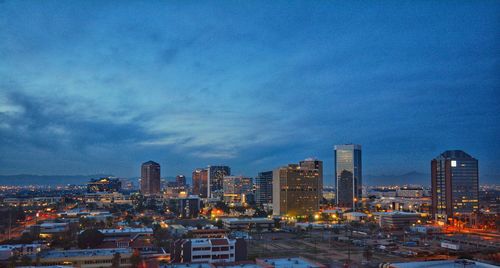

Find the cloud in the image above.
[{"left": 0, "top": 1, "right": 499, "bottom": 179}]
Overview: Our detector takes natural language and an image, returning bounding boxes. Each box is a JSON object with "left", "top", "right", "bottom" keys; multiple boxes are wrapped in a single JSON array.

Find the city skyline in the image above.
[{"left": 1, "top": 2, "right": 499, "bottom": 182}]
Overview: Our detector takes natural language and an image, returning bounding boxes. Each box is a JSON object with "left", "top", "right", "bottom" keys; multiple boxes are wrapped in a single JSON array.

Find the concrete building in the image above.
[
  {"left": 35, "top": 248, "right": 133, "bottom": 268},
  {"left": 335, "top": 144, "right": 362, "bottom": 211},
  {"left": 170, "top": 238, "right": 246, "bottom": 263},
  {"left": 208, "top": 166, "right": 231, "bottom": 199},
  {"left": 193, "top": 168, "right": 209, "bottom": 198},
  {"left": 176, "top": 175, "right": 187, "bottom": 186},
  {"left": 377, "top": 211, "right": 420, "bottom": 229},
  {"left": 221, "top": 218, "right": 274, "bottom": 231},
  {"left": 223, "top": 176, "right": 253, "bottom": 205},
  {"left": 177, "top": 196, "right": 201, "bottom": 218},
  {"left": 272, "top": 160, "right": 322, "bottom": 217},
  {"left": 140, "top": 161, "right": 161, "bottom": 195},
  {"left": 431, "top": 150, "right": 479, "bottom": 225},
  {"left": 255, "top": 171, "right": 273, "bottom": 206}
]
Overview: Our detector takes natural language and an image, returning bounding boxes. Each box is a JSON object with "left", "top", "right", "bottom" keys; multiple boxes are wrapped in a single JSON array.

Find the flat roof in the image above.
[
  {"left": 40, "top": 248, "right": 132, "bottom": 259},
  {"left": 98, "top": 228, "right": 153, "bottom": 234},
  {"left": 257, "top": 257, "right": 325, "bottom": 268},
  {"left": 389, "top": 259, "right": 498, "bottom": 268},
  {"left": 162, "top": 263, "right": 213, "bottom": 268},
  {"left": 222, "top": 218, "right": 273, "bottom": 223}
]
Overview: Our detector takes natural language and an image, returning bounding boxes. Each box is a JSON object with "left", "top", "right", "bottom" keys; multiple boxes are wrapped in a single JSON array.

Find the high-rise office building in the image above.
[
  {"left": 222, "top": 175, "right": 253, "bottom": 204},
  {"left": 140, "top": 161, "right": 161, "bottom": 195},
  {"left": 431, "top": 150, "right": 479, "bottom": 223},
  {"left": 176, "top": 175, "right": 186, "bottom": 186},
  {"left": 192, "top": 168, "right": 208, "bottom": 198},
  {"left": 299, "top": 158, "right": 323, "bottom": 202},
  {"left": 255, "top": 171, "right": 273, "bottom": 206},
  {"left": 334, "top": 144, "right": 362, "bottom": 210},
  {"left": 207, "top": 165, "right": 231, "bottom": 199},
  {"left": 272, "top": 159, "right": 322, "bottom": 217}
]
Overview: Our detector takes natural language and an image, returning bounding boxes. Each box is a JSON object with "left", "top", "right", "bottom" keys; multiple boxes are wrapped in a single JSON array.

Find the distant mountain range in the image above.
[
  {"left": 0, "top": 171, "right": 496, "bottom": 186},
  {"left": 364, "top": 171, "right": 430, "bottom": 186},
  {"left": 0, "top": 174, "right": 113, "bottom": 186}
]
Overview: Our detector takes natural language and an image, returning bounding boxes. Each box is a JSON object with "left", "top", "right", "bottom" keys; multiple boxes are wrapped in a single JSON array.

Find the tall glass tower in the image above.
[
  {"left": 334, "top": 144, "right": 362, "bottom": 210},
  {"left": 431, "top": 150, "right": 479, "bottom": 224}
]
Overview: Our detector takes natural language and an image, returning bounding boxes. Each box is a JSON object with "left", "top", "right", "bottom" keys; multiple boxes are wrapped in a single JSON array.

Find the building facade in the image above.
[
  {"left": 272, "top": 160, "right": 322, "bottom": 217},
  {"left": 222, "top": 176, "right": 253, "bottom": 205},
  {"left": 140, "top": 161, "right": 161, "bottom": 195},
  {"left": 334, "top": 144, "right": 362, "bottom": 210},
  {"left": 192, "top": 168, "right": 209, "bottom": 198},
  {"left": 431, "top": 150, "right": 479, "bottom": 224},
  {"left": 176, "top": 175, "right": 187, "bottom": 187},
  {"left": 255, "top": 171, "right": 273, "bottom": 206},
  {"left": 207, "top": 166, "right": 231, "bottom": 199},
  {"left": 170, "top": 238, "right": 246, "bottom": 263}
]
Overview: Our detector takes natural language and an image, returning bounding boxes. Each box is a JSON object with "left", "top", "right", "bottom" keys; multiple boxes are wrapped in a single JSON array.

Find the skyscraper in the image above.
[
  {"left": 192, "top": 168, "right": 208, "bottom": 198},
  {"left": 272, "top": 159, "right": 322, "bottom": 217},
  {"left": 140, "top": 161, "right": 161, "bottom": 195},
  {"left": 431, "top": 150, "right": 479, "bottom": 224},
  {"left": 255, "top": 171, "right": 273, "bottom": 206},
  {"left": 207, "top": 165, "right": 231, "bottom": 199},
  {"left": 299, "top": 158, "right": 323, "bottom": 202},
  {"left": 176, "top": 174, "right": 186, "bottom": 186},
  {"left": 334, "top": 144, "right": 362, "bottom": 210}
]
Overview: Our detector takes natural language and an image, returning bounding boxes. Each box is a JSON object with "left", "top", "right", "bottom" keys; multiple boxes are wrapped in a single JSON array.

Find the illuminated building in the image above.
[
  {"left": 176, "top": 174, "right": 186, "bottom": 186},
  {"left": 272, "top": 159, "right": 322, "bottom": 217},
  {"left": 87, "top": 177, "right": 121, "bottom": 193},
  {"left": 334, "top": 144, "right": 362, "bottom": 210},
  {"left": 192, "top": 168, "right": 209, "bottom": 198},
  {"left": 223, "top": 175, "right": 252, "bottom": 205},
  {"left": 255, "top": 171, "right": 273, "bottom": 206},
  {"left": 140, "top": 160, "right": 161, "bottom": 195},
  {"left": 207, "top": 165, "right": 231, "bottom": 199},
  {"left": 431, "top": 150, "right": 479, "bottom": 224}
]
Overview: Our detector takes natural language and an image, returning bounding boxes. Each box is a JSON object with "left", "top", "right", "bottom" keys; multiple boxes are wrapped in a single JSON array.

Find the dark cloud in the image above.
[{"left": 0, "top": 1, "right": 499, "bottom": 182}]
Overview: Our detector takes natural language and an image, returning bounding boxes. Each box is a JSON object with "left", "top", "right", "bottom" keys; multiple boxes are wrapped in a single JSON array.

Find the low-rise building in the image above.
[
  {"left": 35, "top": 248, "right": 133, "bottom": 268},
  {"left": 343, "top": 212, "right": 368, "bottom": 222},
  {"left": 377, "top": 211, "right": 420, "bottom": 229},
  {"left": 384, "top": 259, "right": 498, "bottom": 268},
  {"left": 222, "top": 218, "right": 274, "bottom": 231},
  {"left": 256, "top": 257, "right": 327, "bottom": 268},
  {"left": 171, "top": 238, "right": 246, "bottom": 263},
  {"left": 0, "top": 244, "right": 44, "bottom": 260}
]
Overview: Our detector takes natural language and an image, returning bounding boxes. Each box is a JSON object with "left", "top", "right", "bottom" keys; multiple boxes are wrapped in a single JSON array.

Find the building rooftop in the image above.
[
  {"left": 97, "top": 227, "right": 153, "bottom": 235},
  {"left": 162, "top": 263, "right": 213, "bottom": 268},
  {"left": 257, "top": 257, "right": 326, "bottom": 268},
  {"left": 388, "top": 259, "right": 498, "bottom": 268},
  {"left": 39, "top": 248, "right": 132, "bottom": 259},
  {"left": 222, "top": 218, "right": 273, "bottom": 223}
]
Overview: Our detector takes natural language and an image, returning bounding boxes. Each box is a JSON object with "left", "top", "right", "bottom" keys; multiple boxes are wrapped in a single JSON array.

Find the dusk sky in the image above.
[{"left": 0, "top": 1, "right": 499, "bottom": 184}]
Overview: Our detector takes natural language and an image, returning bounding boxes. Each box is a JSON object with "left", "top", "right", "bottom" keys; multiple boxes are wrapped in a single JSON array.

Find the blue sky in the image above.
[{"left": 0, "top": 1, "right": 499, "bottom": 184}]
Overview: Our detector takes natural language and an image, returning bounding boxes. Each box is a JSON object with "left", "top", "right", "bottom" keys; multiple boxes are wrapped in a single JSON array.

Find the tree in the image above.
[
  {"left": 112, "top": 253, "right": 121, "bottom": 268},
  {"left": 77, "top": 229, "right": 104, "bottom": 249}
]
